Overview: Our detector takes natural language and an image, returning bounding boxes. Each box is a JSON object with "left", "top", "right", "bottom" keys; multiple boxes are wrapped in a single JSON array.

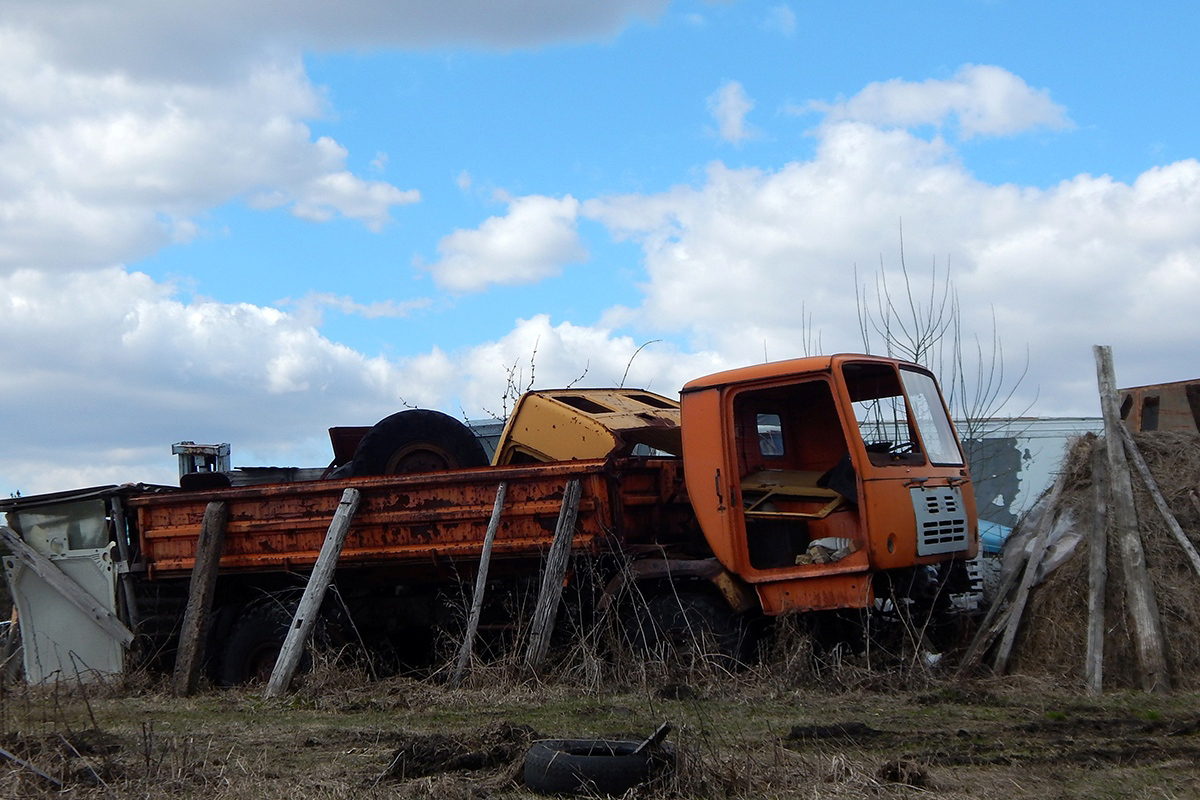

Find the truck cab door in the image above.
[{"left": 682, "top": 372, "right": 870, "bottom": 590}]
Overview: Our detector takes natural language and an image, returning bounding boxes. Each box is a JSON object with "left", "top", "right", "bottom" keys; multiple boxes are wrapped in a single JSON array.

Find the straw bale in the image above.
[{"left": 1004, "top": 431, "right": 1200, "bottom": 689}]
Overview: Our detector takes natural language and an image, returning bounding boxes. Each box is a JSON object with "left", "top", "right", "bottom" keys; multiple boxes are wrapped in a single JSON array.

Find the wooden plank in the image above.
[
  {"left": 960, "top": 536, "right": 1028, "bottom": 674},
  {"left": 171, "top": 501, "right": 228, "bottom": 696},
  {"left": 1094, "top": 344, "right": 1169, "bottom": 693},
  {"left": 449, "top": 482, "right": 508, "bottom": 689},
  {"left": 0, "top": 526, "right": 133, "bottom": 646},
  {"left": 524, "top": 479, "right": 582, "bottom": 672},
  {"left": 265, "top": 488, "right": 360, "bottom": 698},
  {"left": 992, "top": 466, "right": 1069, "bottom": 674},
  {"left": 1085, "top": 439, "right": 1108, "bottom": 695},
  {"left": 1120, "top": 423, "right": 1200, "bottom": 580}
]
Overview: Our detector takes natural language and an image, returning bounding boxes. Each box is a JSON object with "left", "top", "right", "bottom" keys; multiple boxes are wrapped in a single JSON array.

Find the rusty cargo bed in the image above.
[{"left": 126, "top": 458, "right": 689, "bottom": 579}]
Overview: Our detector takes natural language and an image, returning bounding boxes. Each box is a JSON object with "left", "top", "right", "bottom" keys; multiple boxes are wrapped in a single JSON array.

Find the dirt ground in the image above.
[{"left": 1, "top": 661, "right": 1198, "bottom": 800}]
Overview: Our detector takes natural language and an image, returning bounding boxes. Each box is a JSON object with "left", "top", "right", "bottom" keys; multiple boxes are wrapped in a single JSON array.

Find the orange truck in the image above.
[{"left": 1, "top": 354, "right": 978, "bottom": 684}]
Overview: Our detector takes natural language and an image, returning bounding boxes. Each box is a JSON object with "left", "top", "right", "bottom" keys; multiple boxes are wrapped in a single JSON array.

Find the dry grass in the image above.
[
  {"left": 4, "top": 648, "right": 1200, "bottom": 799},
  {"left": 1009, "top": 431, "right": 1200, "bottom": 690}
]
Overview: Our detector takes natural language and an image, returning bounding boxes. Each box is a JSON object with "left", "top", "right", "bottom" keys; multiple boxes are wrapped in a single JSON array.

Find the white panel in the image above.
[{"left": 3, "top": 544, "right": 124, "bottom": 683}]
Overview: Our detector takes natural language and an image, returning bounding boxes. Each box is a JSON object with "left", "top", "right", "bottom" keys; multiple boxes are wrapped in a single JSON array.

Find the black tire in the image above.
[
  {"left": 626, "top": 590, "right": 747, "bottom": 667},
  {"left": 350, "top": 410, "right": 489, "bottom": 476},
  {"left": 523, "top": 738, "right": 671, "bottom": 796},
  {"left": 215, "top": 600, "right": 312, "bottom": 687}
]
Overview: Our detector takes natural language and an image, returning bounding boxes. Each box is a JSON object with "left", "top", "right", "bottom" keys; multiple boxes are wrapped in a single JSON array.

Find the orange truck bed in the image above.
[{"left": 126, "top": 458, "right": 689, "bottom": 579}]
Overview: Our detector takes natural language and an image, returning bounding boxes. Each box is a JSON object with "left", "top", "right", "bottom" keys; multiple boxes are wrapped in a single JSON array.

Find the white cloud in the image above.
[
  {"left": 708, "top": 80, "right": 756, "bottom": 145},
  {"left": 809, "top": 65, "right": 1071, "bottom": 138},
  {"left": 0, "top": 38, "right": 417, "bottom": 270},
  {"left": 281, "top": 292, "right": 432, "bottom": 327},
  {"left": 4, "top": 1, "right": 671, "bottom": 80},
  {"left": 422, "top": 194, "right": 587, "bottom": 292},
  {"left": 763, "top": 5, "right": 796, "bottom": 37},
  {"left": 0, "top": 267, "right": 462, "bottom": 493},
  {"left": 286, "top": 166, "right": 419, "bottom": 231},
  {"left": 454, "top": 315, "right": 729, "bottom": 417},
  {"left": 585, "top": 112, "right": 1200, "bottom": 416}
]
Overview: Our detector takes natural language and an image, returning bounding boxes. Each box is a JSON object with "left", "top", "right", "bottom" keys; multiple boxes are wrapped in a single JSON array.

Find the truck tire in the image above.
[
  {"left": 215, "top": 601, "right": 313, "bottom": 687},
  {"left": 523, "top": 738, "right": 670, "bottom": 795},
  {"left": 350, "top": 410, "right": 489, "bottom": 476},
  {"left": 627, "top": 590, "right": 747, "bottom": 667}
]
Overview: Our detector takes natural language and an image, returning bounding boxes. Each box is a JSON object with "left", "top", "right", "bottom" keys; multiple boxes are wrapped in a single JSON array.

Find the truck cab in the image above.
[{"left": 680, "top": 354, "right": 977, "bottom": 615}]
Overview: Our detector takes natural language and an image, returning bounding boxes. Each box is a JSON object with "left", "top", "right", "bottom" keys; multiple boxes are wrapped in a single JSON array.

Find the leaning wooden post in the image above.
[
  {"left": 992, "top": 467, "right": 1068, "bottom": 674},
  {"left": 172, "top": 500, "right": 228, "bottom": 696},
  {"left": 1094, "top": 344, "right": 1169, "bottom": 693},
  {"left": 1119, "top": 424, "right": 1200, "bottom": 580},
  {"left": 524, "top": 479, "right": 581, "bottom": 672},
  {"left": 265, "top": 488, "right": 360, "bottom": 698},
  {"left": 1085, "top": 439, "right": 1109, "bottom": 695},
  {"left": 449, "top": 482, "right": 507, "bottom": 689}
]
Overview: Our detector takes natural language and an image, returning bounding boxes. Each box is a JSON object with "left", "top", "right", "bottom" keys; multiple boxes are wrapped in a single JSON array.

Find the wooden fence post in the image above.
[
  {"left": 1094, "top": 344, "right": 1169, "bottom": 693},
  {"left": 1085, "top": 440, "right": 1108, "bottom": 695},
  {"left": 449, "top": 482, "right": 507, "bottom": 689},
  {"left": 265, "top": 488, "right": 359, "bottom": 698},
  {"left": 172, "top": 501, "right": 228, "bottom": 696},
  {"left": 524, "top": 479, "right": 581, "bottom": 672}
]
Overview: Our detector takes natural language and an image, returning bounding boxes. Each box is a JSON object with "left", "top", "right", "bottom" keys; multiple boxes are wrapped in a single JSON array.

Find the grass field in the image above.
[{"left": 2, "top": 651, "right": 1199, "bottom": 799}]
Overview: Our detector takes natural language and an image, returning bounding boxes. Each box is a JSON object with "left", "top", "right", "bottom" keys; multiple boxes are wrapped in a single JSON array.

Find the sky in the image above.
[{"left": 3, "top": 0, "right": 1200, "bottom": 496}]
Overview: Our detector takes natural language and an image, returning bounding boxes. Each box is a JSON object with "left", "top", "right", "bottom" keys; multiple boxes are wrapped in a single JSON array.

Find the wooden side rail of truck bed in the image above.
[{"left": 126, "top": 458, "right": 688, "bottom": 579}]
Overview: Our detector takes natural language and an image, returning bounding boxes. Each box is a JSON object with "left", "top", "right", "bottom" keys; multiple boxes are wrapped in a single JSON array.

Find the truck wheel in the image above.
[
  {"left": 523, "top": 738, "right": 671, "bottom": 795},
  {"left": 351, "top": 410, "right": 489, "bottom": 476},
  {"left": 627, "top": 590, "right": 747, "bottom": 666},
  {"left": 215, "top": 602, "right": 312, "bottom": 687}
]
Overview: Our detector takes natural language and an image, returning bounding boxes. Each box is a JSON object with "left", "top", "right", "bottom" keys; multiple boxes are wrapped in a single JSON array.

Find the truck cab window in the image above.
[
  {"left": 842, "top": 362, "right": 965, "bottom": 467},
  {"left": 898, "top": 368, "right": 964, "bottom": 466},
  {"left": 756, "top": 413, "right": 784, "bottom": 456},
  {"left": 843, "top": 362, "right": 926, "bottom": 467}
]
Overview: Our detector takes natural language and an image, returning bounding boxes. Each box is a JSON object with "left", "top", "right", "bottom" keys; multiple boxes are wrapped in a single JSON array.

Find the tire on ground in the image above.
[
  {"left": 523, "top": 738, "right": 671, "bottom": 796},
  {"left": 350, "top": 409, "right": 489, "bottom": 477},
  {"left": 625, "top": 589, "right": 747, "bottom": 667},
  {"left": 215, "top": 599, "right": 313, "bottom": 687}
]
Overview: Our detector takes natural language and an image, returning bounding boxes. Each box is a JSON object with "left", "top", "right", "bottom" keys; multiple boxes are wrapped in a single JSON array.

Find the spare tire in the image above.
[
  {"left": 523, "top": 738, "right": 672, "bottom": 796},
  {"left": 215, "top": 599, "right": 313, "bottom": 687},
  {"left": 350, "top": 409, "right": 489, "bottom": 476}
]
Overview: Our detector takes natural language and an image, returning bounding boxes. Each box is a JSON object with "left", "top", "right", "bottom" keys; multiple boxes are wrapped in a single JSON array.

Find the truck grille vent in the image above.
[{"left": 911, "top": 485, "right": 970, "bottom": 556}]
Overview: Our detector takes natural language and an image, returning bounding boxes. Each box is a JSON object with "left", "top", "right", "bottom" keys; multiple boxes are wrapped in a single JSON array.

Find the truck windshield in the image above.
[
  {"left": 898, "top": 368, "right": 963, "bottom": 466},
  {"left": 842, "top": 362, "right": 964, "bottom": 467}
]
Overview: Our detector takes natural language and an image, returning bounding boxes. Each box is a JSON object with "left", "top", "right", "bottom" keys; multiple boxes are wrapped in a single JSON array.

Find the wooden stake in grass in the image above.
[
  {"left": 449, "top": 482, "right": 507, "bottom": 689},
  {"left": 992, "top": 466, "right": 1069, "bottom": 674},
  {"left": 1085, "top": 439, "right": 1108, "bottom": 695},
  {"left": 265, "top": 488, "right": 360, "bottom": 698},
  {"left": 1094, "top": 344, "right": 1169, "bottom": 694},
  {"left": 524, "top": 479, "right": 581, "bottom": 673},
  {"left": 172, "top": 500, "right": 228, "bottom": 696}
]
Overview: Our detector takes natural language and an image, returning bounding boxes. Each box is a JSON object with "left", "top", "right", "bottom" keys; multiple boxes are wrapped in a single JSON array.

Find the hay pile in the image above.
[{"left": 1003, "top": 431, "right": 1200, "bottom": 690}]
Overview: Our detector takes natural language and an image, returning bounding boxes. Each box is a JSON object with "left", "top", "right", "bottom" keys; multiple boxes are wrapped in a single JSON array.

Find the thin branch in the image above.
[{"left": 619, "top": 340, "right": 660, "bottom": 388}]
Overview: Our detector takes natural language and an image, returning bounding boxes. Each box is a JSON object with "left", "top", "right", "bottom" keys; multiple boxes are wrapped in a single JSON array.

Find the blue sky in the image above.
[{"left": 2, "top": 1, "right": 1199, "bottom": 495}]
